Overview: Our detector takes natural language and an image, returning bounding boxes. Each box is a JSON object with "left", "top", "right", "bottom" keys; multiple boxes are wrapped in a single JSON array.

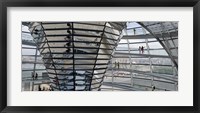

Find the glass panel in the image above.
[
  {"left": 35, "top": 64, "right": 46, "bottom": 70},
  {"left": 42, "top": 23, "right": 70, "bottom": 29},
  {"left": 148, "top": 42, "right": 163, "bottom": 49},
  {"left": 118, "top": 39, "right": 127, "bottom": 44},
  {"left": 173, "top": 38, "right": 178, "bottom": 47},
  {"left": 152, "top": 66, "right": 173, "bottom": 75},
  {"left": 131, "top": 58, "right": 150, "bottom": 64},
  {"left": 131, "top": 65, "right": 151, "bottom": 72},
  {"left": 128, "top": 39, "right": 146, "bottom": 43},
  {"left": 74, "top": 23, "right": 104, "bottom": 31},
  {"left": 75, "top": 60, "right": 95, "bottom": 65},
  {"left": 22, "top": 64, "right": 34, "bottom": 70},
  {"left": 151, "top": 58, "right": 172, "bottom": 65},
  {"left": 44, "top": 30, "right": 70, "bottom": 35},
  {"left": 105, "top": 27, "right": 120, "bottom": 35},
  {"left": 149, "top": 50, "right": 168, "bottom": 55},
  {"left": 96, "top": 60, "right": 109, "bottom": 64}
]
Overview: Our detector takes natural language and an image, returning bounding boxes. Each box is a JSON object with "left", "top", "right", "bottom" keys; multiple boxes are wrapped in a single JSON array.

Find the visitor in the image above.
[
  {"left": 141, "top": 46, "right": 144, "bottom": 54},
  {"left": 31, "top": 72, "right": 34, "bottom": 80},
  {"left": 152, "top": 85, "right": 155, "bottom": 91},
  {"left": 35, "top": 73, "right": 38, "bottom": 79},
  {"left": 38, "top": 85, "right": 41, "bottom": 91},
  {"left": 133, "top": 29, "right": 136, "bottom": 34},
  {"left": 35, "top": 73, "right": 38, "bottom": 80},
  {"left": 118, "top": 62, "right": 120, "bottom": 69},
  {"left": 49, "top": 84, "right": 54, "bottom": 91},
  {"left": 138, "top": 46, "right": 141, "bottom": 54}
]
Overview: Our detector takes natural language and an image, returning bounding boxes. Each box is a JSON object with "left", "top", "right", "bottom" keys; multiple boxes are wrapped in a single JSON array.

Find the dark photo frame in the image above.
[{"left": 0, "top": 0, "right": 200, "bottom": 113}]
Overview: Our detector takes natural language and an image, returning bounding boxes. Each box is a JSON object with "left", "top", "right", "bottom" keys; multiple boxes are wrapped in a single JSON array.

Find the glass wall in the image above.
[{"left": 102, "top": 22, "right": 178, "bottom": 91}]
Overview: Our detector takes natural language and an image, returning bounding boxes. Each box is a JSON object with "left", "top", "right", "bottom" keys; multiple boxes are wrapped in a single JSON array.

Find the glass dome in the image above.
[{"left": 22, "top": 22, "right": 178, "bottom": 91}]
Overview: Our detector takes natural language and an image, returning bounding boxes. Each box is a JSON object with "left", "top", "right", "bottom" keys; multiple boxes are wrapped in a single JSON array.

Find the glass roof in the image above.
[
  {"left": 101, "top": 22, "right": 177, "bottom": 91},
  {"left": 138, "top": 22, "right": 178, "bottom": 68}
]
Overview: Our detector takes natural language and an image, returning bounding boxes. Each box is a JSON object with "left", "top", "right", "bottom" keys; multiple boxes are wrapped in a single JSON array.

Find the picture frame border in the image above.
[{"left": 0, "top": 0, "right": 199, "bottom": 113}]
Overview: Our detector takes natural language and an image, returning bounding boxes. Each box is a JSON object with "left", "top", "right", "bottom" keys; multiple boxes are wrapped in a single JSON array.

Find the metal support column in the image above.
[
  {"left": 32, "top": 46, "right": 38, "bottom": 91},
  {"left": 127, "top": 39, "right": 133, "bottom": 86},
  {"left": 111, "top": 56, "right": 114, "bottom": 91}
]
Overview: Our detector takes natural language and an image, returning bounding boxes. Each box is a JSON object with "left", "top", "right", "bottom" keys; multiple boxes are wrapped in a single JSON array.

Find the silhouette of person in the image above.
[
  {"left": 38, "top": 85, "right": 41, "bottom": 91},
  {"left": 118, "top": 62, "right": 120, "bottom": 69},
  {"left": 141, "top": 46, "right": 144, "bottom": 54},
  {"left": 35, "top": 73, "right": 38, "bottom": 80},
  {"left": 32, "top": 72, "right": 34, "bottom": 80},
  {"left": 139, "top": 46, "right": 141, "bottom": 54},
  {"left": 133, "top": 29, "right": 136, "bottom": 34},
  {"left": 152, "top": 85, "right": 155, "bottom": 91}
]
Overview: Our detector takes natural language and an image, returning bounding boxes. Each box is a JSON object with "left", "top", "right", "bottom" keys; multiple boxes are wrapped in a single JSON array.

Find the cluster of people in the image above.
[
  {"left": 38, "top": 84, "right": 53, "bottom": 91},
  {"left": 139, "top": 46, "right": 145, "bottom": 54},
  {"left": 31, "top": 72, "right": 38, "bottom": 80}
]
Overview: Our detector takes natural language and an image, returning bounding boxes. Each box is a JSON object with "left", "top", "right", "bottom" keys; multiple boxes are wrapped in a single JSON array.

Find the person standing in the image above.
[
  {"left": 138, "top": 46, "right": 141, "bottom": 54},
  {"left": 152, "top": 85, "right": 155, "bottom": 91},
  {"left": 31, "top": 72, "right": 34, "bottom": 80},
  {"left": 118, "top": 62, "right": 120, "bottom": 69},
  {"left": 38, "top": 85, "right": 41, "bottom": 91},
  {"left": 141, "top": 46, "right": 144, "bottom": 54},
  {"left": 35, "top": 73, "right": 38, "bottom": 80}
]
